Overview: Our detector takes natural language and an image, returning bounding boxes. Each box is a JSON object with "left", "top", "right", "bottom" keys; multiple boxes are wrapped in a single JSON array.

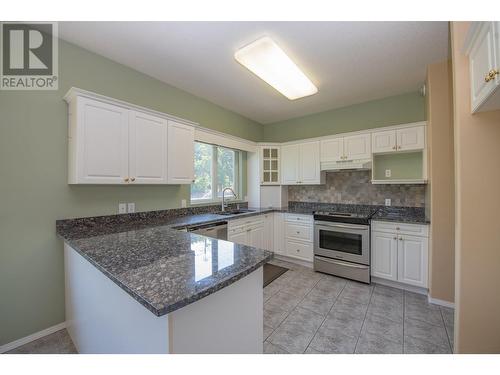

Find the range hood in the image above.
[{"left": 320, "top": 159, "right": 372, "bottom": 171}]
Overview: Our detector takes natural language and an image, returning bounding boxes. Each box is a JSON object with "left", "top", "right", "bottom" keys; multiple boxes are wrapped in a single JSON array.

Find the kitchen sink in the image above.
[{"left": 217, "top": 209, "right": 255, "bottom": 216}]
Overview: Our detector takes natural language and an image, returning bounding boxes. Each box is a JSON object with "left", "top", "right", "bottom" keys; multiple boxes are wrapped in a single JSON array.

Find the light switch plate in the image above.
[
  {"left": 181, "top": 199, "right": 187, "bottom": 208},
  {"left": 385, "top": 169, "right": 391, "bottom": 178},
  {"left": 127, "top": 203, "right": 135, "bottom": 213},
  {"left": 385, "top": 199, "right": 391, "bottom": 206},
  {"left": 118, "top": 203, "right": 127, "bottom": 214}
]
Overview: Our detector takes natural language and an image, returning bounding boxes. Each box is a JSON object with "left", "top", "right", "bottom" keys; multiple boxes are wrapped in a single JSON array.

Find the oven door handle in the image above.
[
  {"left": 316, "top": 223, "right": 369, "bottom": 231},
  {"left": 315, "top": 256, "right": 369, "bottom": 269}
]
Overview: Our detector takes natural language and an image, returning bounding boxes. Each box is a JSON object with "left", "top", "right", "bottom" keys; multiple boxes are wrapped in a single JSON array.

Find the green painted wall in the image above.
[
  {"left": 373, "top": 152, "right": 424, "bottom": 180},
  {"left": 262, "top": 92, "right": 426, "bottom": 142},
  {"left": 0, "top": 39, "right": 263, "bottom": 346}
]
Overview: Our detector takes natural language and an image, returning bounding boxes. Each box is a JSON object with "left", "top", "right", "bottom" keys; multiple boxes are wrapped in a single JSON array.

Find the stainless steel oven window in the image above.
[
  {"left": 318, "top": 229, "right": 363, "bottom": 255},
  {"left": 314, "top": 222, "right": 370, "bottom": 265}
]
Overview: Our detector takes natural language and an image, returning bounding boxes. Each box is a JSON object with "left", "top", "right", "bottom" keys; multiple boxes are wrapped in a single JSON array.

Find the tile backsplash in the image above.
[{"left": 288, "top": 170, "right": 426, "bottom": 207}]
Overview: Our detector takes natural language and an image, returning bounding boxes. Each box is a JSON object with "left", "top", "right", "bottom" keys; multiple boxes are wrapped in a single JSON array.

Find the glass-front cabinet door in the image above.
[{"left": 261, "top": 146, "right": 280, "bottom": 185}]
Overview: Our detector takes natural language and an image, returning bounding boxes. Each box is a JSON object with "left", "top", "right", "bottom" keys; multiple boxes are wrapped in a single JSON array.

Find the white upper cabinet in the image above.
[
  {"left": 167, "top": 120, "right": 195, "bottom": 184},
  {"left": 70, "top": 97, "right": 129, "bottom": 184},
  {"left": 129, "top": 111, "right": 168, "bottom": 184},
  {"left": 372, "top": 125, "right": 425, "bottom": 154},
  {"left": 281, "top": 144, "right": 300, "bottom": 184},
  {"left": 299, "top": 141, "right": 321, "bottom": 184},
  {"left": 343, "top": 134, "right": 371, "bottom": 159},
  {"left": 320, "top": 137, "right": 343, "bottom": 162},
  {"left": 465, "top": 22, "right": 500, "bottom": 113},
  {"left": 66, "top": 91, "right": 195, "bottom": 185},
  {"left": 371, "top": 130, "right": 397, "bottom": 153},
  {"left": 260, "top": 146, "right": 280, "bottom": 185},
  {"left": 281, "top": 141, "right": 323, "bottom": 185},
  {"left": 396, "top": 126, "right": 425, "bottom": 151},
  {"left": 320, "top": 134, "right": 371, "bottom": 162}
]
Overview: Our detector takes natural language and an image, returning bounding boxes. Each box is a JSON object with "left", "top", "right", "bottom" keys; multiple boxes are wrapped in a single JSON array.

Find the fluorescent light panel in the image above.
[{"left": 234, "top": 36, "right": 318, "bottom": 100}]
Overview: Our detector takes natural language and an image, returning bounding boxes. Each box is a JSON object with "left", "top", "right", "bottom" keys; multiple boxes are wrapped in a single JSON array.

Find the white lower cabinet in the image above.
[
  {"left": 227, "top": 215, "right": 272, "bottom": 251},
  {"left": 262, "top": 213, "right": 274, "bottom": 252},
  {"left": 397, "top": 235, "right": 428, "bottom": 288},
  {"left": 371, "top": 221, "right": 429, "bottom": 288},
  {"left": 285, "top": 239, "right": 313, "bottom": 261},
  {"left": 273, "top": 213, "right": 286, "bottom": 255},
  {"left": 283, "top": 214, "right": 314, "bottom": 262},
  {"left": 371, "top": 232, "right": 398, "bottom": 281}
]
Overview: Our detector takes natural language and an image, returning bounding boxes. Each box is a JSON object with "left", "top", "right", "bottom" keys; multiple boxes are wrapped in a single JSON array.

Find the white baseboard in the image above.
[
  {"left": 274, "top": 254, "right": 313, "bottom": 269},
  {"left": 428, "top": 296, "right": 455, "bottom": 309},
  {"left": 0, "top": 322, "right": 66, "bottom": 354},
  {"left": 371, "top": 277, "right": 428, "bottom": 295}
]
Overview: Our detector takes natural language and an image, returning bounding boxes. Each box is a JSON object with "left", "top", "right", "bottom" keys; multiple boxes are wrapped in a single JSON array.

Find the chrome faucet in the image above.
[{"left": 221, "top": 187, "right": 237, "bottom": 212}]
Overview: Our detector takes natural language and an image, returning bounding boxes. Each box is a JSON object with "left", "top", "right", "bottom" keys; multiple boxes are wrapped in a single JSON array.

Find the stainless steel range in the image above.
[{"left": 313, "top": 210, "right": 375, "bottom": 284}]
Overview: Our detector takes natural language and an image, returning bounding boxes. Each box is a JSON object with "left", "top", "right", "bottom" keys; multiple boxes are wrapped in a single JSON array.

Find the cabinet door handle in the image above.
[
  {"left": 392, "top": 146, "right": 397, "bottom": 150},
  {"left": 399, "top": 237, "right": 403, "bottom": 241},
  {"left": 130, "top": 177, "right": 136, "bottom": 182},
  {"left": 124, "top": 177, "right": 129, "bottom": 182},
  {"left": 393, "top": 237, "right": 397, "bottom": 240},
  {"left": 485, "top": 69, "right": 499, "bottom": 82}
]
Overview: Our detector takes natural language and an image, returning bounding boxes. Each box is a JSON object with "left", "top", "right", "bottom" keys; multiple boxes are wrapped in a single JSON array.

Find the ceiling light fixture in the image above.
[{"left": 234, "top": 36, "right": 318, "bottom": 100}]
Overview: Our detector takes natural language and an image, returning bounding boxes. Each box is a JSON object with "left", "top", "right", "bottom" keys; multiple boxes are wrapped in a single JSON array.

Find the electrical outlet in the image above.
[
  {"left": 181, "top": 199, "right": 187, "bottom": 208},
  {"left": 127, "top": 203, "right": 135, "bottom": 213},
  {"left": 118, "top": 203, "right": 127, "bottom": 214},
  {"left": 385, "top": 169, "right": 392, "bottom": 178},
  {"left": 385, "top": 199, "right": 391, "bottom": 206}
]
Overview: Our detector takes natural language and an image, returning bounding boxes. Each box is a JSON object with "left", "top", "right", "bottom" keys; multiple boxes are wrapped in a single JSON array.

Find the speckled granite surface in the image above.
[
  {"left": 64, "top": 227, "right": 272, "bottom": 316},
  {"left": 56, "top": 201, "right": 427, "bottom": 317},
  {"left": 57, "top": 203, "right": 284, "bottom": 317},
  {"left": 287, "top": 201, "right": 429, "bottom": 224},
  {"left": 370, "top": 206, "right": 428, "bottom": 224}
]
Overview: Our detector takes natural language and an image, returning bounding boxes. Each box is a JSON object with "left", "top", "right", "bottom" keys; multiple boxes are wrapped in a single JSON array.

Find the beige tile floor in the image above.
[
  {"left": 5, "top": 259, "right": 454, "bottom": 354},
  {"left": 264, "top": 259, "right": 454, "bottom": 354}
]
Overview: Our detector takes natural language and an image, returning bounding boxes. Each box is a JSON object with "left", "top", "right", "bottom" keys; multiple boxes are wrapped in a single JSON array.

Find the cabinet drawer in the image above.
[
  {"left": 228, "top": 216, "right": 264, "bottom": 230},
  {"left": 285, "top": 222, "right": 313, "bottom": 241},
  {"left": 371, "top": 220, "right": 429, "bottom": 237},
  {"left": 285, "top": 239, "right": 313, "bottom": 261},
  {"left": 284, "top": 213, "right": 313, "bottom": 225}
]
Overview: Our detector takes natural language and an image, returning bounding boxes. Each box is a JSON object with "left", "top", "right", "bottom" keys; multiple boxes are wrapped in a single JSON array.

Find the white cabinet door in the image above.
[
  {"left": 344, "top": 134, "right": 371, "bottom": 160},
  {"left": 320, "top": 137, "right": 343, "bottom": 162},
  {"left": 128, "top": 111, "right": 168, "bottom": 184},
  {"left": 262, "top": 213, "right": 274, "bottom": 251},
  {"left": 298, "top": 141, "right": 320, "bottom": 184},
  {"left": 397, "top": 235, "right": 428, "bottom": 288},
  {"left": 248, "top": 226, "right": 264, "bottom": 249},
  {"left": 228, "top": 229, "right": 248, "bottom": 246},
  {"left": 273, "top": 212, "right": 285, "bottom": 255},
  {"left": 469, "top": 22, "right": 499, "bottom": 112},
  {"left": 372, "top": 130, "right": 397, "bottom": 153},
  {"left": 285, "top": 239, "right": 313, "bottom": 261},
  {"left": 260, "top": 147, "right": 280, "bottom": 185},
  {"left": 167, "top": 121, "right": 195, "bottom": 184},
  {"left": 281, "top": 144, "right": 299, "bottom": 185},
  {"left": 371, "top": 232, "right": 398, "bottom": 281},
  {"left": 76, "top": 98, "right": 129, "bottom": 184},
  {"left": 396, "top": 126, "right": 425, "bottom": 151}
]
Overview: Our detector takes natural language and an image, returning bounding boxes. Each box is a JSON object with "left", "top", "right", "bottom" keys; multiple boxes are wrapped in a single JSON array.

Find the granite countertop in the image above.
[
  {"left": 57, "top": 207, "right": 288, "bottom": 317},
  {"left": 56, "top": 202, "right": 427, "bottom": 317},
  {"left": 370, "top": 206, "right": 429, "bottom": 224}
]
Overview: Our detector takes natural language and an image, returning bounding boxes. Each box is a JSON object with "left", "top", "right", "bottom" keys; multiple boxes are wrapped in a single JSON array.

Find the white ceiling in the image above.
[{"left": 59, "top": 22, "right": 449, "bottom": 124}]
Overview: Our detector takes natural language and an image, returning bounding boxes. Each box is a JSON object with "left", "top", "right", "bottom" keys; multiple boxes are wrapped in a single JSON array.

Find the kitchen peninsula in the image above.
[{"left": 57, "top": 207, "right": 273, "bottom": 354}]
